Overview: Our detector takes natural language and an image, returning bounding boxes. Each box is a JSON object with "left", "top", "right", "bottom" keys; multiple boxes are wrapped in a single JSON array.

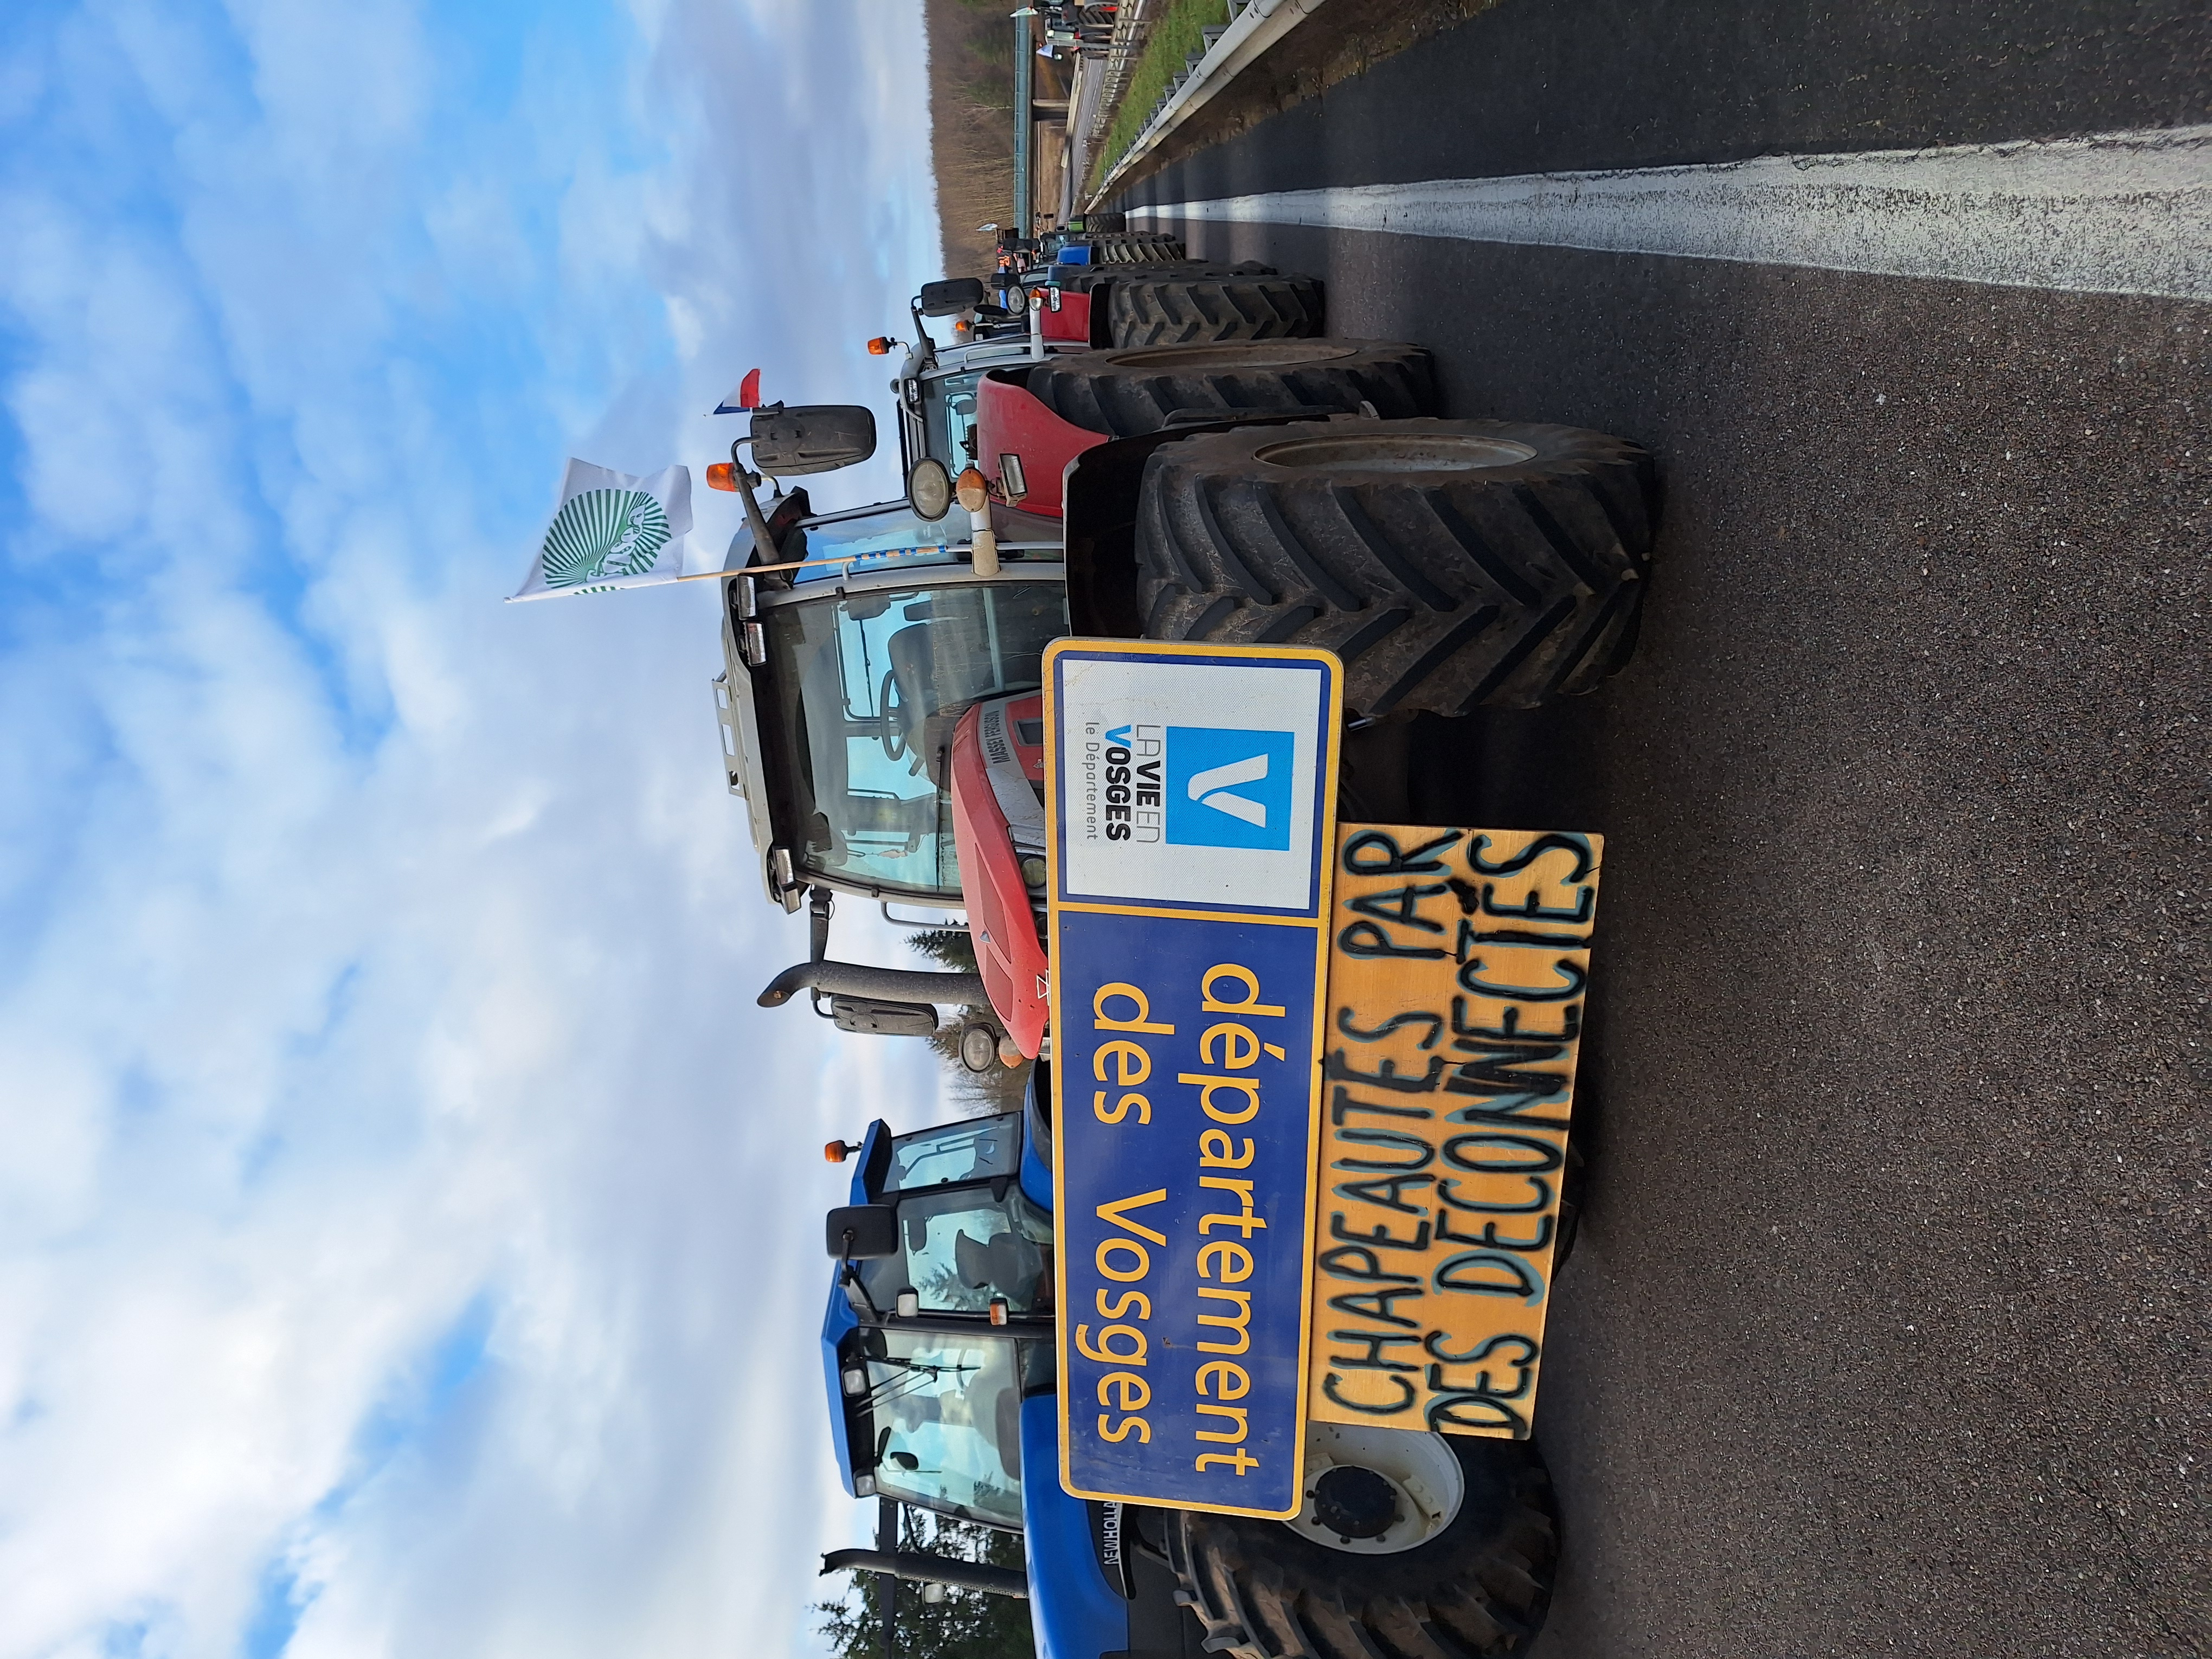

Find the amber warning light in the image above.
[
  {"left": 825, "top": 1140, "right": 858, "bottom": 1164},
  {"left": 866, "top": 337, "right": 893, "bottom": 356},
  {"left": 705, "top": 462, "right": 738, "bottom": 493},
  {"left": 954, "top": 466, "right": 990, "bottom": 515}
]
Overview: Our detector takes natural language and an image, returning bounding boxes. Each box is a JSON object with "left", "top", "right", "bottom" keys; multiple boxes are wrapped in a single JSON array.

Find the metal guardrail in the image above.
[
  {"left": 1083, "top": 0, "right": 1332, "bottom": 211},
  {"left": 1087, "top": 0, "right": 1161, "bottom": 148}
]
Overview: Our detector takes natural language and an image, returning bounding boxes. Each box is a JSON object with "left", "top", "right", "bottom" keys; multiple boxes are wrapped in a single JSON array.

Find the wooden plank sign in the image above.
[{"left": 1306, "top": 825, "right": 1602, "bottom": 1439}]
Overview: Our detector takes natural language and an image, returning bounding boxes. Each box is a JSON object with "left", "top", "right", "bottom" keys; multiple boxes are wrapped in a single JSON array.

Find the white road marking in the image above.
[{"left": 1128, "top": 126, "right": 2212, "bottom": 301}]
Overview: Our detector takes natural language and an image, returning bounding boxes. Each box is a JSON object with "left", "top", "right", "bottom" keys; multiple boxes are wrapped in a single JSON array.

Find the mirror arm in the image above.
[
  {"left": 726, "top": 438, "right": 783, "bottom": 567},
  {"left": 836, "top": 1229, "right": 885, "bottom": 1320},
  {"left": 807, "top": 888, "right": 834, "bottom": 1017}
]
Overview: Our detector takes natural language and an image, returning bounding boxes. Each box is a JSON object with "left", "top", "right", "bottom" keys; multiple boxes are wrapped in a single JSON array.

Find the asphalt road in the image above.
[{"left": 1117, "top": 4, "right": 2208, "bottom": 1654}]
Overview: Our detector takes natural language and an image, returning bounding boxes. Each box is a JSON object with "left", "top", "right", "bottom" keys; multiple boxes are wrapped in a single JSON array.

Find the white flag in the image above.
[{"left": 509, "top": 459, "right": 693, "bottom": 601}]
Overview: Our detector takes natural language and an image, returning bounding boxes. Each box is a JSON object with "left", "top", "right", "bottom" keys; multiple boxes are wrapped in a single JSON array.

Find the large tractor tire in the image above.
[
  {"left": 1168, "top": 1433, "right": 1558, "bottom": 1659},
  {"left": 1026, "top": 340, "right": 1437, "bottom": 439},
  {"left": 1079, "top": 231, "right": 1187, "bottom": 262},
  {"left": 1133, "top": 417, "right": 1656, "bottom": 715},
  {"left": 1056, "top": 259, "right": 1276, "bottom": 295},
  {"left": 1098, "top": 233, "right": 1186, "bottom": 261},
  {"left": 1108, "top": 273, "right": 1325, "bottom": 347}
]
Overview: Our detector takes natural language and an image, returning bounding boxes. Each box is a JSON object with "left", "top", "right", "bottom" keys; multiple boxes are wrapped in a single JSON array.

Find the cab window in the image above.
[
  {"left": 849, "top": 1329, "right": 1025, "bottom": 1528},
  {"left": 761, "top": 581, "right": 1066, "bottom": 899},
  {"left": 921, "top": 370, "right": 983, "bottom": 467},
  {"left": 886, "top": 1117, "right": 1019, "bottom": 1191},
  {"left": 860, "top": 1182, "right": 1053, "bottom": 1317},
  {"left": 861, "top": 1116, "right": 1053, "bottom": 1316}
]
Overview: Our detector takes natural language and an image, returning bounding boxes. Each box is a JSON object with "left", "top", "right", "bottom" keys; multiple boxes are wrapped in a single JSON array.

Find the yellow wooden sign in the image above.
[{"left": 1306, "top": 825, "right": 1602, "bottom": 1439}]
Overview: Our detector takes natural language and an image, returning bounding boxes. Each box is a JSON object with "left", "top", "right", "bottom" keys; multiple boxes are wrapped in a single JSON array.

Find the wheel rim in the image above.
[
  {"left": 1107, "top": 342, "right": 1360, "bottom": 369},
  {"left": 1255, "top": 432, "right": 1539, "bottom": 472},
  {"left": 1284, "top": 1423, "right": 1465, "bottom": 1555}
]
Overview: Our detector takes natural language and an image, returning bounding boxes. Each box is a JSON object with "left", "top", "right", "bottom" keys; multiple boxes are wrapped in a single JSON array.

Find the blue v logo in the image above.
[{"left": 1165, "top": 727, "right": 1295, "bottom": 850}]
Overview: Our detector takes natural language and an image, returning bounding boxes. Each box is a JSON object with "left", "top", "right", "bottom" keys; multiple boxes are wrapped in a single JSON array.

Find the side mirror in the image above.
[
  {"left": 749, "top": 405, "right": 877, "bottom": 477},
  {"left": 908, "top": 458, "right": 953, "bottom": 522},
  {"left": 829, "top": 995, "right": 938, "bottom": 1038},
  {"left": 919, "top": 277, "right": 988, "bottom": 318},
  {"left": 826, "top": 1204, "right": 899, "bottom": 1259}
]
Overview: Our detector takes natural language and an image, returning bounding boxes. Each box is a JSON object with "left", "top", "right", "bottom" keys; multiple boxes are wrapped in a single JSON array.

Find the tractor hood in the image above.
[{"left": 948, "top": 696, "right": 1051, "bottom": 1057}]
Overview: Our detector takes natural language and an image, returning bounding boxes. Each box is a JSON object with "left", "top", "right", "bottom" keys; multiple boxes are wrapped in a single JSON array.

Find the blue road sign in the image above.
[{"left": 1044, "top": 641, "right": 1342, "bottom": 1520}]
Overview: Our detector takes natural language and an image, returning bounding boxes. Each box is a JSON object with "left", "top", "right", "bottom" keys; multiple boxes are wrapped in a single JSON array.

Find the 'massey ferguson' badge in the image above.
[{"left": 1309, "top": 825, "right": 1602, "bottom": 1440}]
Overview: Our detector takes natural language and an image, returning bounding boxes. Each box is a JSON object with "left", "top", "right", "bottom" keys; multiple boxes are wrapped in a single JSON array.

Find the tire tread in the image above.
[
  {"left": 1109, "top": 275, "right": 1326, "bottom": 347},
  {"left": 1166, "top": 1441, "right": 1558, "bottom": 1659},
  {"left": 1131, "top": 418, "right": 1658, "bottom": 713},
  {"left": 1027, "top": 340, "right": 1437, "bottom": 439}
]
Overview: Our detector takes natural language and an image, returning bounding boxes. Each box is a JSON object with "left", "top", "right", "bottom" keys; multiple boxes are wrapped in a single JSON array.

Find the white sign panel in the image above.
[{"left": 1047, "top": 644, "right": 1340, "bottom": 916}]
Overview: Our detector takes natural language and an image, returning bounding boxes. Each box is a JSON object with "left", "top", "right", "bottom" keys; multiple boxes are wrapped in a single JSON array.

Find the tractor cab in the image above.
[
  {"left": 818, "top": 1103, "right": 1212, "bottom": 1659},
  {"left": 715, "top": 546, "right": 1066, "bottom": 911},
  {"left": 711, "top": 318, "right": 1074, "bottom": 917},
  {"left": 889, "top": 275, "right": 1089, "bottom": 480},
  {"left": 712, "top": 300, "right": 1083, "bottom": 1051},
  {"left": 821, "top": 1114, "right": 1056, "bottom": 1529}
]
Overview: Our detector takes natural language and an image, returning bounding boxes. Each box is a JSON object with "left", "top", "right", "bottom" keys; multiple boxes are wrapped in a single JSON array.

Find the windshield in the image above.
[
  {"left": 921, "top": 370, "right": 983, "bottom": 467},
  {"left": 850, "top": 1329, "right": 1025, "bottom": 1528},
  {"left": 763, "top": 582, "right": 1067, "bottom": 898},
  {"left": 786, "top": 506, "right": 958, "bottom": 583}
]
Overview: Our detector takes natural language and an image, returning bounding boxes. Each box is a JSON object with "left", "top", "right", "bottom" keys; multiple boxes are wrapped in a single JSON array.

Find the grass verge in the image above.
[{"left": 1086, "top": 0, "right": 1230, "bottom": 198}]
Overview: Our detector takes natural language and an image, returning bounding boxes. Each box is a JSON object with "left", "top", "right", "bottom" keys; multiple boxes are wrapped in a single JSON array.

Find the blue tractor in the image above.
[{"left": 815, "top": 1071, "right": 1564, "bottom": 1659}]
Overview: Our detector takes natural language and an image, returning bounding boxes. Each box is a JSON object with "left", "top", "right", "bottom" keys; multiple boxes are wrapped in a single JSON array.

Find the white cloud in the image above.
[{"left": 0, "top": 1, "right": 954, "bottom": 1656}]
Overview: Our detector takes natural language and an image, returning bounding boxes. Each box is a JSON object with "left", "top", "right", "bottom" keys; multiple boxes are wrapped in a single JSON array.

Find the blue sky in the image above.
[{"left": 0, "top": 2, "right": 948, "bottom": 1655}]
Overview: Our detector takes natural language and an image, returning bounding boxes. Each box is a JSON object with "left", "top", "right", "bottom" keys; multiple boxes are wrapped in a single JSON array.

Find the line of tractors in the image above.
[{"left": 705, "top": 223, "right": 1658, "bottom": 1659}]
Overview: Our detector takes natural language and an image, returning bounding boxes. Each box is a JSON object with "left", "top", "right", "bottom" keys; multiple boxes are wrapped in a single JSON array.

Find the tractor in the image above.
[
  {"left": 714, "top": 275, "right": 1654, "bottom": 1060},
  {"left": 709, "top": 273, "right": 1652, "bottom": 1659},
  {"left": 814, "top": 1088, "right": 1561, "bottom": 1659}
]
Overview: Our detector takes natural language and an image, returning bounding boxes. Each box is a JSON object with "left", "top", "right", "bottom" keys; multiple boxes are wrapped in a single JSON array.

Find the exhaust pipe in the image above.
[{"left": 757, "top": 959, "right": 986, "bottom": 1009}]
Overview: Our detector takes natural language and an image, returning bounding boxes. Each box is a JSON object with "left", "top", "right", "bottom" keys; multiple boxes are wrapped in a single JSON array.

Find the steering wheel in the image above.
[{"left": 879, "top": 670, "right": 912, "bottom": 762}]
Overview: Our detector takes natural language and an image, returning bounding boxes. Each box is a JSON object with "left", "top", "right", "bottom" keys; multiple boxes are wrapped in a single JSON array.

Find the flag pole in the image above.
[
  {"left": 508, "top": 546, "right": 958, "bottom": 601},
  {"left": 674, "top": 546, "right": 953, "bottom": 583}
]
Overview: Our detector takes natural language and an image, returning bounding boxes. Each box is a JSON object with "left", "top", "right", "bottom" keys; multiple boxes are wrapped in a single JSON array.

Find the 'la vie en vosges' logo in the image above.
[{"left": 1101, "top": 724, "right": 1295, "bottom": 850}]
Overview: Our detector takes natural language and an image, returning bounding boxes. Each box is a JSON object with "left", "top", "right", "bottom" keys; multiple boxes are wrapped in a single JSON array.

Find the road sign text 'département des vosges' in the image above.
[{"left": 1045, "top": 641, "right": 1342, "bottom": 1520}]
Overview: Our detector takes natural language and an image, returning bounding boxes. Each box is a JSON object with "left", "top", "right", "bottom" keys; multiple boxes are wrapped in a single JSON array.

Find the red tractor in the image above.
[{"left": 719, "top": 275, "right": 1655, "bottom": 1058}]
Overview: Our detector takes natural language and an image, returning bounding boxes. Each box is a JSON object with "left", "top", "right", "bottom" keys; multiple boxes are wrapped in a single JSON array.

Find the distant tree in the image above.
[
  {"left": 909, "top": 928, "right": 979, "bottom": 973},
  {"left": 817, "top": 1508, "right": 1034, "bottom": 1659},
  {"left": 964, "top": 22, "right": 1016, "bottom": 113}
]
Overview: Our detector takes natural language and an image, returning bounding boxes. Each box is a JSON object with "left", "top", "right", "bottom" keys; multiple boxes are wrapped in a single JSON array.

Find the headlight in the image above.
[{"left": 908, "top": 457, "right": 953, "bottom": 522}]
